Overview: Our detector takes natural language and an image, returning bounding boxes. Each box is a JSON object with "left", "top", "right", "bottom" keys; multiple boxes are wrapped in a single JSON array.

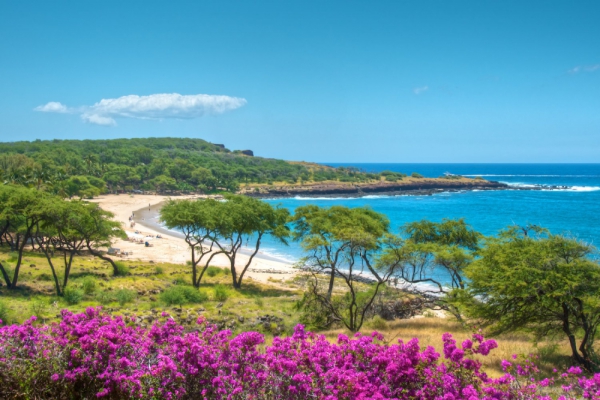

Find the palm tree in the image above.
[
  {"left": 84, "top": 154, "right": 100, "bottom": 175},
  {"left": 30, "top": 169, "right": 51, "bottom": 190}
]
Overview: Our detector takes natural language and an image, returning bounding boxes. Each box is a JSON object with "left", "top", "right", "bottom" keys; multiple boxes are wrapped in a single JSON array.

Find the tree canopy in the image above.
[
  {"left": 377, "top": 218, "right": 481, "bottom": 320},
  {"left": 161, "top": 194, "right": 290, "bottom": 289},
  {"left": 292, "top": 205, "right": 395, "bottom": 331},
  {"left": 0, "top": 185, "right": 125, "bottom": 293},
  {"left": 463, "top": 227, "right": 600, "bottom": 371}
]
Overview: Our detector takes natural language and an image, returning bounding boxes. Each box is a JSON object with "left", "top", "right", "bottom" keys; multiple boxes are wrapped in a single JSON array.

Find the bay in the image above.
[{"left": 258, "top": 164, "right": 600, "bottom": 263}]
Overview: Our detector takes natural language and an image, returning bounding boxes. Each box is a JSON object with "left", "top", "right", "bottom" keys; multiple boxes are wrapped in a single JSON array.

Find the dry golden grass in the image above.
[{"left": 320, "top": 315, "right": 576, "bottom": 377}]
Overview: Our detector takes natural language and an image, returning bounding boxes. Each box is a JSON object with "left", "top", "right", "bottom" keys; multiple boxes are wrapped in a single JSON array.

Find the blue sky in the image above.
[{"left": 0, "top": 1, "right": 599, "bottom": 162}]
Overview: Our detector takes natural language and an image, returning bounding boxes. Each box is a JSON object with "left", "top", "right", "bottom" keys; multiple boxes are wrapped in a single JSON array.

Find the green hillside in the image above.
[{"left": 0, "top": 137, "right": 377, "bottom": 197}]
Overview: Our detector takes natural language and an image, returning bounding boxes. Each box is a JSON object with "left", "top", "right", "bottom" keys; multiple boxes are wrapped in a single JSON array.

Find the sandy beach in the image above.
[{"left": 89, "top": 194, "right": 298, "bottom": 284}]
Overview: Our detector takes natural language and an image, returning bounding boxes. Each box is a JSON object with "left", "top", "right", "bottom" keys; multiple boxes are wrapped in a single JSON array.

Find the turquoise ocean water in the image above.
[{"left": 257, "top": 164, "right": 600, "bottom": 263}]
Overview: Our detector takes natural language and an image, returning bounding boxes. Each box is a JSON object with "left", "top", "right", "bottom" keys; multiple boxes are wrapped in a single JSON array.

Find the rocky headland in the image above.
[{"left": 240, "top": 178, "right": 510, "bottom": 199}]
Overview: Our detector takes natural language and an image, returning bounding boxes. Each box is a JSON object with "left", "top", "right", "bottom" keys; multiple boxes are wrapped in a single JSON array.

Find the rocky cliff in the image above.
[{"left": 241, "top": 178, "right": 508, "bottom": 198}]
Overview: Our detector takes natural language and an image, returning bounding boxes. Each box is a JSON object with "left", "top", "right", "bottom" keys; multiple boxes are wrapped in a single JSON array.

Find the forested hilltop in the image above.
[
  {"left": 0, "top": 137, "right": 381, "bottom": 197},
  {"left": 0, "top": 137, "right": 500, "bottom": 198}
]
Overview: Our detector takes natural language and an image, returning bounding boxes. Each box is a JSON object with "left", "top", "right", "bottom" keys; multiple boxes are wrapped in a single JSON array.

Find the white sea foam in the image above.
[
  {"left": 291, "top": 196, "right": 360, "bottom": 201},
  {"left": 545, "top": 186, "right": 600, "bottom": 192},
  {"left": 464, "top": 174, "right": 600, "bottom": 178},
  {"left": 288, "top": 195, "right": 397, "bottom": 201},
  {"left": 504, "top": 182, "right": 538, "bottom": 188},
  {"left": 504, "top": 182, "right": 600, "bottom": 192}
]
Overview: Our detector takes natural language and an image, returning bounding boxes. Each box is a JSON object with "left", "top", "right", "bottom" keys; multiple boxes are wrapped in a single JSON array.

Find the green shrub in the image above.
[
  {"left": 367, "top": 315, "right": 388, "bottom": 331},
  {"left": 63, "top": 287, "right": 84, "bottom": 305},
  {"left": 30, "top": 298, "right": 48, "bottom": 319},
  {"left": 115, "top": 289, "right": 136, "bottom": 306},
  {"left": 186, "top": 287, "right": 208, "bottom": 303},
  {"left": 154, "top": 266, "right": 164, "bottom": 275},
  {"left": 96, "top": 291, "right": 115, "bottom": 305},
  {"left": 411, "top": 172, "right": 423, "bottom": 178},
  {"left": 161, "top": 288, "right": 185, "bottom": 306},
  {"left": 161, "top": 286, "right": 208, "bottom": 306},
  {"left": 213, "top": 285, "right": 228, "bottom": 302},
  {"left": 206, "top": 266, "right": 221, "bottom": 277},
  {"left": 81, "top": 277, "right": 97, "bottom": 295},
  {"left": 173, "top": 277, "right": 187, "bottom": 285},
  {"left": 114, "top": 262, "right": 130, "bottom": 276},
  {"left": 0, "top": 301, "right": 11, "bottom": 325}
]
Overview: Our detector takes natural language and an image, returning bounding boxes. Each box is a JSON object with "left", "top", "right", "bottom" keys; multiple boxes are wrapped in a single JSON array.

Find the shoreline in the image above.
[
  {"left": 238, "top": 179, "right": 577, "bottom": 199},
  {"left": 250, "top": 187, "right": 500, "bottom": 199},
  {"left": 133, "top": 202, "right": 294, "bottom": 264},
  {"left": 240, "top": 178, "right": 507, "bottom": 199},
  {"left": 89, "top": 194, "right": 299, "bottom": 285}
]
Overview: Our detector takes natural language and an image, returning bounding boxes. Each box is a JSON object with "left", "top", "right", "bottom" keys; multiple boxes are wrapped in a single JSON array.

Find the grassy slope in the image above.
[{"left": 0, "top": 247, "right": 578, "bottom": 378}]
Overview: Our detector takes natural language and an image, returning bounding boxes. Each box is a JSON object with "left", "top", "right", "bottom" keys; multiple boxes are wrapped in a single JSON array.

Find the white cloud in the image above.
[
  {"left": 34, "top": 101, "right": 70, "bottom": 113},
  {"left": 34, "top": 93, "right": 247, "bottom": 126},
  {"left": 82, "top": 113, "right": 116, "bottom": 126},
  {"left": 568, "top": 64, "right": 600, "bottom": 74},
  {"left": 413, "top": 86, "right": 429, "bottom": 95}
]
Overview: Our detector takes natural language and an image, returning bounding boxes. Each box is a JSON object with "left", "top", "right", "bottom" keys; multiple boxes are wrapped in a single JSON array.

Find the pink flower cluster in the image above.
[{"left": 0, "top": 308, "right": 598, "bottom": 399}]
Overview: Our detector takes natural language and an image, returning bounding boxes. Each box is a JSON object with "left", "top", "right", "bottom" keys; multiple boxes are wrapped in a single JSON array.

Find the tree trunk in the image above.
[
  {"left": 231, "top": 257, "right": 240, "bottom": 289},
  {"left": 236, "top": 234, "right": 262, "bottom": 289},
  {"left": 10, "top": 226, "right": 32, "bottom": 288},
  {"left": 86, "top": 242, "right": 119, "bottom": 275},
  {"left": 36, "top": 237, "right": 62, "bottom": 296},
  {"left": 191, "top": 245, "right": 198, "bottom": 287},
  {"left": 562, "top": 303, "right": 589, "bottom": 369},
  {"left": 573, "top": 298, "right": 598, "bottom": 372},
  {"left": 327, "top": 266, "right": 335, "bottom": 300},
  {"left": 62, "top": 252, "right": 75, "bottom": 289},
  {"left": 0, "top": 261, "right": 12, "bottom": 287}
]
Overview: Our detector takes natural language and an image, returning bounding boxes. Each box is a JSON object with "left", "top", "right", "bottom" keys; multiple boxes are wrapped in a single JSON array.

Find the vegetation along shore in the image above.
[
  {"left": 0, "top": 138, "right": 598, "bottom": 398},
  {"left": 0, "top": 137, "right": 514, "bottom": 199}
]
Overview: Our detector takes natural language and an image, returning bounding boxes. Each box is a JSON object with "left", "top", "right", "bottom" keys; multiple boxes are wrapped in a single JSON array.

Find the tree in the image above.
[
  {"left": 214, "top": 195, "right": 290, "bottom": 289},
  {"left": 65, "top": 176, "right": 102, "bottom": 199},
  {"left": 292, "top": 205, "right": 396, "bottom": 331},
  {"left": 150, "top": 175, "right": 177, "bottom": 193},
  {"left": 463, "top": 227, "right": 600, "bottom": 371},
  {"left": 190, "top": 167, "right": 218, "bottom": 192},
  {"left": 162, "top": 195, "right": 289, "bottom": 289},
  {"left": 34, "top": 199, "right": 89, "bottom": 295},
  {"left": 73, "top": 202, "right": 126, "bottom": 276},
  {"left": 160, "top": 198, "right": 221, "bottom": 287},
  {"left": 0, "top": 185, "right": 47, "bottom": 288},
  {"left": 378, "top": 219, "right": 481, "bottom": 320}
]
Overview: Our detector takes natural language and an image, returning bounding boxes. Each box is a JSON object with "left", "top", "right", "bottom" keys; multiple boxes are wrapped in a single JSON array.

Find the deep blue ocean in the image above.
[{"left": 257, "top": 164, "right": 600, "bottom": 263}]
